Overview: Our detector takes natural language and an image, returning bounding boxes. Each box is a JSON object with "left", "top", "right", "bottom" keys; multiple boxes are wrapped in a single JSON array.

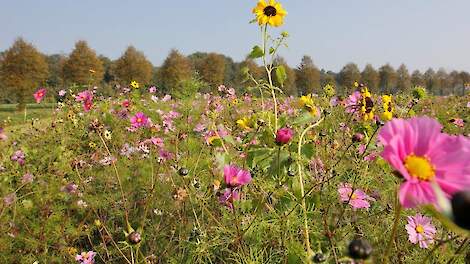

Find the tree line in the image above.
[{"left": 1, "top": 38, "right": 470, "bottom": 106}]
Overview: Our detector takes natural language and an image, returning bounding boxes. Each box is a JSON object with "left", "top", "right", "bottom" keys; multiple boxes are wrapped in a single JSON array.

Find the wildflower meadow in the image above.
[{"left": 1, "top": 1, "right": 470, "bottom": 263}]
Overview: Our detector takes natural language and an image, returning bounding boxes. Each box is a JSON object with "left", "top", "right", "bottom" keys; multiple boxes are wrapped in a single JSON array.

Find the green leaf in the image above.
[
  {"left": 249, "top": 45, "right": 264, "bottom": 59},
  {"left": 301, "top": 143, "right": 315, "bottom": 159},
  {"left": 269, "top": 47, "right": 275, "bottom": 55},
  {"left": 275, "top": 65, "right": 287, "bottom": 87}
]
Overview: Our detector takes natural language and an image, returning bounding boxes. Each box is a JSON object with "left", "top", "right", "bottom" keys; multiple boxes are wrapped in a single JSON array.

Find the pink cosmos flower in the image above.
[
  {"left": 122, "top": 99, "right": 130, "bottom": 108},
  {"left": 21, "top": 173, "right": 34, "bottom": 184},
  {"left": 75, "top": 90, "right": 93, "bottom": 102},
  {"left": 224, "top": 165, "right": 252, "bottom": 188},
  {"left": 344, "top": 91, "right": 361, "bottom": 113},
  {"left": 149, "top": 86, "right": 157, "bottom": 93},
  {"left": 338, "top": 183, "right": 375, "bottom": 209},
  {"left": 378, "top": 116, "right": 470, "bottom": 208},
  {"left": 219, "top": 188, "right": 240, "bottom": 209},
  {"left": 451, "top": 118, "right": 464, "bottom": 128},
  {"left": 130, "top": 112, "right": 149, "bottom": 128},
  {"left": 75, "top": 251, "right": 96, "bottom": 264},
  {"left": 58, "top": 89, "right": 66, "bottom": 97},
  {"left": 11, "top": 150, "right": 25, "bottom": 166},
  {"left": 0, "top": 128, "right": 7, "bottom": 141},
  {"left": 33, "top": 88, "right": 46, "bottom": 103},
  {"left": 276, "top": 128, "right": 294, "bottom": 145},
  {"left": 405, "top": 213, "right": 436, "bottom": 249}
]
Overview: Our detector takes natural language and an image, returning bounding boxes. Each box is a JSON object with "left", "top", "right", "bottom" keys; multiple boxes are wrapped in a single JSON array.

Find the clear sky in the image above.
[{"left": 1, "top": 0, "right": 470, "bottom": 72}]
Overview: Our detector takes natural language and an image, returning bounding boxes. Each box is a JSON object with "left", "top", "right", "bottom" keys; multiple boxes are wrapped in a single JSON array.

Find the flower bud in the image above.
[
  {"left": 276, "top": 128, "right": 294, "bottom": 145},
  {"left": 128, "top": 231, "right": 141, "bottom": 245},
  {"left": 348, "top": 239, "right": 372, "bottom": 260},
  {"left": 451, "top": 190, "right": 470, "bottom": 230}
]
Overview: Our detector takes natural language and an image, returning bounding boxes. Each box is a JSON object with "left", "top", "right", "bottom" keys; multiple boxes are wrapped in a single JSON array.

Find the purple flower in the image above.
[
  {"left": 75, "top": 251, "right": 96, "bottom": 264},
  {"left": 275, "top": 128, "right": 294, "bottom": 145},
  {"left": 11, "top": 150, "right": 25, "bottom": 166},
  {"left": 149, "top": 86, "right": 157, "bottom": 93},
  {"left": 219, "top": 188, "right": 240, "bottom": 209},
  {"left": 3, "top": 193, "right": 16, "bottom": 206},
  {"left": 224, "top": 165, "right": 252, "bottom": 188},
  {"left": 338, "top": 183, "right": 375, "bottom": 209},
  {"left": 405, "top": 213, "right": 436, "bottom": 249},
  {"left": 130, "top": 112, "right": 149, "bottom": 128},
  {"left": 21, "top": 173, "right": 34, "bottom": 184}
]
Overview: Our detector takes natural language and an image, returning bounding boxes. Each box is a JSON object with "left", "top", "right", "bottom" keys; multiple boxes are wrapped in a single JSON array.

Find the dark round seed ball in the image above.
[
  {"left": 178, "top": 168, "right": 189, "bottom": 176},
  {"left": 451, "top": 190, "right": 470, "bottom": 230},
  {"left": 348, "top": 239, "right": 372, "bottom": 260},
  {"left": 128, "top": 231, "right": 141, "bottom": 244},
  {"left": 312, "top": 252, "right": 326, "bottom": 263}
]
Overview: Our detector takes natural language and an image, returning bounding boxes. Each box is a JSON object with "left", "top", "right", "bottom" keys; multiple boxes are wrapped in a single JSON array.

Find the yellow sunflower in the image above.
[
  {"left": 360, "top": 87, "right": 374, "bottom": 121},
  {"left": 381, "top": 95, "right": 393, "bottom": 121},
  {"left": 252, "top": 0, "right": 287, "bottom": 27},
  {"left": 299, "top": 94, "right": 319, "bottom": 116},
  {"left": 130, "top": 81, "right": 140, "bottom": 89},
  {"left": 236, "top": 117, "right": 252, "bottom": 130}
]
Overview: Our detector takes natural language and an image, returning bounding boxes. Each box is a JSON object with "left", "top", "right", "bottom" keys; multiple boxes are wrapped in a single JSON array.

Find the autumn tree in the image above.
[
  {"left": 0, "top": 38, "right": 49, "bottom": 109},
  {"left": 361, "top": 64, "right": 379, "bottom": 93},
  {"left": 62, "top": 40, "right": 104, "bottom": 86},
  {"left": 396, "top": 64, "right": 411, "bottom": 93},
  {"left": 379, "top": 64, "right": 397, "bottom": 94},
  {"left": 295, "top": 55, "right": 320, "bottom": 95},
  {"left": 114, "top": 46, "right": 153, "bottom": 86},
  {"left": 194, "top": 53, "right": 226, "bottom": 89},
  {"left": 435, "top": 68, "right": 449, "bottom": 95},
  {"left": 157, "top": 49, "right": 192, "bottom": 94},
  {"left": 410, "top": 70, "right": 425, "bottom": 87},
  {"left": 273, "top": 56, "right": 297, "bottom": 96},
  {"left": 320, "top": 70, "right": 337, "bottom": 88},
  {"left": 338, "top": 63, "right": 361, "bottom": 92},
  {"left": 46, "top": 54, "right": 66, "bottom": 88}
]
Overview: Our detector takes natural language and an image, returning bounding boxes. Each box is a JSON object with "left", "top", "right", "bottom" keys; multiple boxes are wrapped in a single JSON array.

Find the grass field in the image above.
[{"left": 0, "top": 87, "right": 469, "bottom": 264}]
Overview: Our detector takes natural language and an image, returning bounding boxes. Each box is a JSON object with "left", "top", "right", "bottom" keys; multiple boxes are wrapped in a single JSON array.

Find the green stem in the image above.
[
  {"left": 296, "top": 117, "right": 324, "bottom": 253},
  {"left": 383, "top": 190, "right": 402, "bottom": 263}
]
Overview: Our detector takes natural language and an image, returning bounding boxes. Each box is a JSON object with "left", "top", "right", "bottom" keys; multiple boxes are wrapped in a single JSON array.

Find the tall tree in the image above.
[
  {"left": 295, "top": 55, "right": 320, "bottom": 95},
  {"left": 361, "top": 64, "right": 379, "bottom": 93},
  {"left": 320, "top": 69, "right": 337, "bottom": 88},
  {"left": 459, "top": 71, "right": 470, "bottom": 95},
  {"left": 423, "top": 68, "right": 437, "bottom": 94},
  {"left": 0, "top": 38, "right": 49, "bottom": 109},
  {"left": 410, "top": 70, "right": 425, "bottom": 87},
  {"left": 435, "top": 68, "right": 449, "bottom": 95},
  {"left": 114, "top": 46, "right": 153, "bottom": 86},
  {"left": 273, "top": 56, "right": 297, "bottom": 96},
  {"left": 157, "top": 49, "right": 192, "bottom": 94},
  {"left": 379, "top": 64, "right": 397, "bottom": 94},
  {"left": 46, "top": 54, "right": 66, "bottom": 88},
  {"left": 62, "top": 40, "right": 104, "bottom": 85},
  {"left": 396, "top": 64, "right": 411, "bottom": 93},
  {"left": 195, "top": 53, "right": 226, "bottom": 89},
  {"left": 338, "top": 63, "right": 361, "bottom": 92}
]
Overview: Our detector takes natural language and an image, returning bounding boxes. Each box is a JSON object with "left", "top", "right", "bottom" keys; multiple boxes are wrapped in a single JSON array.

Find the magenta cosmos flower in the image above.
[
  {"left": 405, "top": 213, "right": 436, "bottom": 249},
  {"left": 33, "top": 88, "right": 46, "bottom": 103},
  {"left": 378, "top": 116, "right": 470, "bottom": 208},
  {"left": 338, "top": 183, "right": 375, "bottom": 209},
  {"left": 130, "top": 112, "right": 149, "bottom": 128},
  {"left": 224, "top": 165, "right": 252, "bottom": 187},
  {"left": 276, "top": 127, "right": 294, "bottom": 145},
  {"left": 75, "top": 251, "right": 96, "bottom": 264}
]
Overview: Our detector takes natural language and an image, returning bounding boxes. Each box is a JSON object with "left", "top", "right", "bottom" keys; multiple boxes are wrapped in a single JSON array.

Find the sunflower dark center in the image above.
[
  {"left": 263, "top": 6, "right": 277, "bottom": 17},
  {"left": 364, "top": 97, "right": 374, "bottom": 113}
]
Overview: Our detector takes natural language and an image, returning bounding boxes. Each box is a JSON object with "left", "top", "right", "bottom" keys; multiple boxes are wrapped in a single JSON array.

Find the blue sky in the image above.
[{"left": 1, "top": 0, "right": 470, "bottom": 72}]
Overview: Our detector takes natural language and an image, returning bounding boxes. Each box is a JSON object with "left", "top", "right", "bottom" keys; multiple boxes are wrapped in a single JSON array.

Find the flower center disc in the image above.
[
  {"left": 415, "top": 224, "right": 424, "bottom": 234},
  {"left": 264, "top": 6, "right": 277, "bottom": 16},
  {"left": 404, "top": 155, "right": 435, "bottom": 181}
]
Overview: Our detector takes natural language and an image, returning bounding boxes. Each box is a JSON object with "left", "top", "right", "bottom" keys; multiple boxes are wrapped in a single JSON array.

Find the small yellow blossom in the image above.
[
  {"left": 381, "top": 95, "right": 393, "bottom": 121},
  {"left": 236, "top": 117, "right": 252, "bottom": 130},
  {"left": 130, "top": 81, "right": 140, "bottom": 89},
  {"left": 360, "top": 87, "right": 374, "bottom": 121}
]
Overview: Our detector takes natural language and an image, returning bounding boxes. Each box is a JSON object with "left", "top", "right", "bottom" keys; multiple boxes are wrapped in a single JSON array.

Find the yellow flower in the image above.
[
  {"left": 360, "top": 87, "right": 374, "bottom": 121},
  {"left": 67, "top": 247, "right": 78, "bottom": 256},
  {"left": 381, "top": 95, "right": 393, "bottom": 121},
  {"left": 252, "top": 0, "right": 287, "bottom": 27},
  {"left": 130, "top": 81, "right": 140, "bottom": 89},
  {"left": 104, "top": 130, "right": 112, "bottom": 140},
  {"left": 207, "top": 135, "right": 220, "bottom": 145},
  {"left": 89, "top": 142, "right": 97, "bottom": 149},
  {"left": 94, "top": 219, "right": 102, "bottom": 227},
  {"left": 236, "top": 117, "right": 252, "bottom": 130},
  {"left": 299, "top": 94, "right": 318, "bottom": 116},
  {"left": 354, "top": 81, "right": 359, "bottom": 88}
]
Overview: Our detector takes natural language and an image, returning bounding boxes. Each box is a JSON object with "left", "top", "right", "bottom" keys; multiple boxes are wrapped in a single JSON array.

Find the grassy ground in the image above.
[{"left": 0, "top": 104, "right": 54, "bottom": 126}]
